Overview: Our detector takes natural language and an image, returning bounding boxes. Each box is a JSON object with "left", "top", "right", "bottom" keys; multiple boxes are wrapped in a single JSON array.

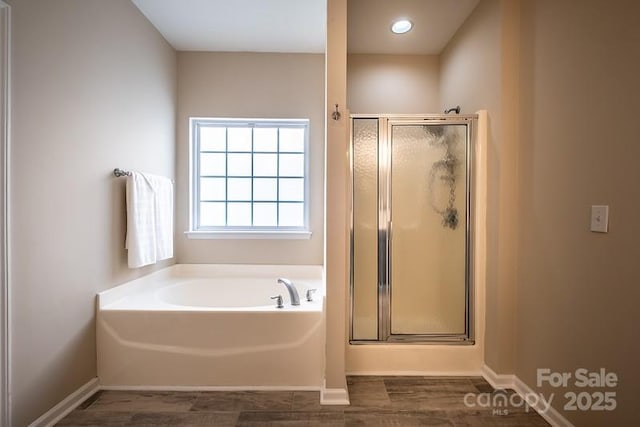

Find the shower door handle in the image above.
[
  {"left": 388, "top": 220, "right": 392, "bottom": 276},
  {"left": 379, "top": 220, "right": 392, "bottom": 341},
  {"left": 387, "top": 221, "right": 392, "bottom": 265}
]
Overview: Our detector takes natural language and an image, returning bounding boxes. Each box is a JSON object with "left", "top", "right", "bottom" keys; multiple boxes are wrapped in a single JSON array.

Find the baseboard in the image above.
[
  {"left": 320, "top": 380, "right": 350, "bottom": 405},
  {"left": 28, "top": 377, "right": 99, "bottom": 427},
  {"left": 346, "top": 370, "right": 482, "bottom": 377},
  {"left": 100, "top": 385, "right": 320, "bottom": 392},
  {"left": 513, "top": 376, "right": 574, "bottom": 427},
  {"left": 481, "top": 364, "right": 516, "bottom": 389},
  {"left": 481, "top": 364, "right": 574, "bottom": 427}
]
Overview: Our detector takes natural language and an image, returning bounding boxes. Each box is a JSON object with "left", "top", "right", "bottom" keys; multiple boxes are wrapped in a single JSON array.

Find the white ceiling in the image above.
[
  {"left": 132, "top": 0, "right": 327, "bottom": 53},
  {"left": 348, "top": 0, "right": 480, "bottom": 54},
  {"left": 132, "top": 0, "right": 479, "bottom": 55}
]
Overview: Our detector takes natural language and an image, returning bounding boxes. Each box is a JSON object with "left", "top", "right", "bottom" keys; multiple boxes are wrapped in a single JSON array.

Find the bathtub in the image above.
[{"left": 97, "top": 264, "right": 324, "bottom": 389}]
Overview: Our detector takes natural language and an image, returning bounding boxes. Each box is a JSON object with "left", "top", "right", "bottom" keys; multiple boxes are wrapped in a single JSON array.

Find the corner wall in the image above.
[
  {"left": 516, "top": 1, "right": 639, "bottom": 424},
  {"left": 175, "top": 52, "right": 325, "bottom": 265},
  {"left": 8, "top": 1, "right": 176, "bottom": 424},
  {"left": 324, "top": 0, "right": 349, "bottom": 397},
  {"left": 439, "top": 0, "right": 518, "bottom": 375}
]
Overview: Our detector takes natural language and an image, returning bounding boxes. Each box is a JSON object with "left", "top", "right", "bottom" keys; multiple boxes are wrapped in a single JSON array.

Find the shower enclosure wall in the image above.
[{"left": 350, "top": 115, "right": 476, "bottom": 344}]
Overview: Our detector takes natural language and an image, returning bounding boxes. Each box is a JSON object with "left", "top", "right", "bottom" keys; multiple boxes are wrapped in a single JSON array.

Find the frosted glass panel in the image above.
[
  {"left": 253, "top": 178, "right": 277, "bottom": 201},
  {"left": 228, "top": 153, "right": 251, "bottom": 176},
  {"left": 279, "top": 154, "right": 304, "bottom": 177},
  {"left": 254, "top": 128, "right": 278, "bottom": 152},
  {"left": 253, "top": 203, "right": 277, "bottom": 226},
  {"left": 228, "top": 127, "right": 252, "bottom": 151},
  {"left": 200, "top": 153, "right": 226, "bottom": 176},
  {"left": 279, "top": 178, "right": 304, "bottom": 202},
  {"left": 279, "top": 203, "right": 304, "bottom": 227},
  {"left": 227, "top": 178, "right": 251, "bottom": 201},
  {"left": 200, "top": 178, "right": 225, "bottom": 201},
  {"left": 200, "top": 202, "right": 225, "bottom": 226},
  {"left": 390, "top": 124, "right": 467, "bottom": 335},
  {"left": 227, "top": 203, "right": 251, "bottom": 226},
  {"left": 254, "top": 153, "right": 278, "bottom": 176},
  {"left": 200, "top": 127, "right": 226, "bottom": 151},
  {"left": 279, "top": 128, "right": 305, "bottom": 152},
  {"left": 352, "top": 118, "right": 379, "bottom": 340}
]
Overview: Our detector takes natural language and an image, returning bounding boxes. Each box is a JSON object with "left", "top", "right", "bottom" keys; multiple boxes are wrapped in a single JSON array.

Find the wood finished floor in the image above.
[{"left": 57, "top": 376, "right": 550, "bottom": 426}]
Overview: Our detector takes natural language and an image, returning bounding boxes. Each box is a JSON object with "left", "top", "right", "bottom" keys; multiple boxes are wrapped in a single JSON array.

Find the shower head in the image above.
[{"left": 444, "top": 106, "right": 461, "bottom": 114}]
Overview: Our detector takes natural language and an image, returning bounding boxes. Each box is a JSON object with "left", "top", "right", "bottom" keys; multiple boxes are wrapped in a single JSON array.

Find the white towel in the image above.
[{"left": 125, "top": 171, "right": 173, "bottom": 268}]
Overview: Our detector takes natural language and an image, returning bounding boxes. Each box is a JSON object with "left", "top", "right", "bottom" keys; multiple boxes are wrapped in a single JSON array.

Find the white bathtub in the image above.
[{"left": 97, "top": 264, "right": 325, "bottom": 388}]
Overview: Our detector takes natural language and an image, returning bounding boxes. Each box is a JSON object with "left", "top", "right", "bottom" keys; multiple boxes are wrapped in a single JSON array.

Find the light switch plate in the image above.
[{"left": 590, "top": 205, "right": 609, "bottom": 233}]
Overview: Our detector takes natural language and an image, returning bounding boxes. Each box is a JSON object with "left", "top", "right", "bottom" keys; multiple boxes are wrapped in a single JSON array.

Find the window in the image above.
[{"left": 188, "top": 118, "right": 310, "bottom": 238}]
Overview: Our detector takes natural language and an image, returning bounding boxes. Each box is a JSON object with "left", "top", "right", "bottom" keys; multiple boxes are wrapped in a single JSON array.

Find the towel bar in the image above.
[
  {"left": 113, "top": 168, "right": 131, "bottom": 177},
  {"left": 113, "top": 168, "right": 174, "bottom": 183}
]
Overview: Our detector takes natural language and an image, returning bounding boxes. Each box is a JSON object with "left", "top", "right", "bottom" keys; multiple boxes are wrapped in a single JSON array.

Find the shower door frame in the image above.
[
  {"left": 0, "top": 2, "right": 9, "bottom": 423},
  {"left": 349, "top": 114, "right": 477, "bottom": 345}
]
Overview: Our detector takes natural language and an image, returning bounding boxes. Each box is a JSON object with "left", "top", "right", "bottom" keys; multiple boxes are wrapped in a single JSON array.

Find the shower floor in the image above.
[{"left": 56, "top": 376, "right": 549, "bottom": 426}]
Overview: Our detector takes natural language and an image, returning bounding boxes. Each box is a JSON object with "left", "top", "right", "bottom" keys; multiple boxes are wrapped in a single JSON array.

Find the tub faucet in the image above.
[{"left": 277, "top": 278, "right": 300, "bottom": 306}]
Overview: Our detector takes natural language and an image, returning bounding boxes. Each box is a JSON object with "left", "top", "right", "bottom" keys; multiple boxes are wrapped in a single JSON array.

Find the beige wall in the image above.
[
  {"left": 176, "top": 52, "right": 325, "bottom": 265},
  {"left": 324, "top": 0, "right": 349, "bottom": 393},
  {"left": 516, "top": 0, "right": 639, "bottom": 424},
  {"left": 440, "top": 0, "right": 518, "bottom": 374},
  {"left": 8, "top": 0, "right": 176, "bottom": 425},
  {"left": 347, "top": 54, "right": 440, "bottom": 114}
]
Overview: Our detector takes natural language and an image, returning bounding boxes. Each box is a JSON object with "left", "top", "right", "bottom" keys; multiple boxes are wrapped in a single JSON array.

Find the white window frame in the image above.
[{"left": 186, "top": 117, "right": 311, "bottom": 239}]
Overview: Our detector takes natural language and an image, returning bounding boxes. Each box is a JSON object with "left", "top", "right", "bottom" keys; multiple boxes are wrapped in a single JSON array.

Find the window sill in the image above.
[{"left": 184, "top": 230, "right": 312, "bottom": 240}]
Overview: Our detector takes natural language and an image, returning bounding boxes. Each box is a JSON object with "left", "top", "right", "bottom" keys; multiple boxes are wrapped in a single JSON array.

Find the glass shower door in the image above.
[
  {"left": 351, "top": 118, "right": 379, "bottom": 340},
  {"left": 350, "top": 116, "right": 474, "bottom": 343},
  {"left": 388, "top": 122, "right": 468, "bottom": 337}
]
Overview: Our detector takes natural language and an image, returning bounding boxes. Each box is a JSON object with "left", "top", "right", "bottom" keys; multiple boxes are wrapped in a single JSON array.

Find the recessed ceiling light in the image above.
[{"left": 391, "top": 19, "right": 413, "bottom": 34}]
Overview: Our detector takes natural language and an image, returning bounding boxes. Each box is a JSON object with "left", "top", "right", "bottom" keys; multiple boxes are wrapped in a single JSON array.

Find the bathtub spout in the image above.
[{"left": 277, "top": 278, "right": 300, "bottom": 306}]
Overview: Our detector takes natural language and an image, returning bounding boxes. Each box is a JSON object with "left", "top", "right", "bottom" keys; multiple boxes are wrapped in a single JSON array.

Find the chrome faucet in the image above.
[{"left": 277, "top": 278, "right": 300, "bottom": 306}]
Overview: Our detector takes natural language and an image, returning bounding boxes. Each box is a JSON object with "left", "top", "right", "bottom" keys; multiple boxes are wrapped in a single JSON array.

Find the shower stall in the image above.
[{"left": 350, "top": 114, "right": 476, "bottom": 344}]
